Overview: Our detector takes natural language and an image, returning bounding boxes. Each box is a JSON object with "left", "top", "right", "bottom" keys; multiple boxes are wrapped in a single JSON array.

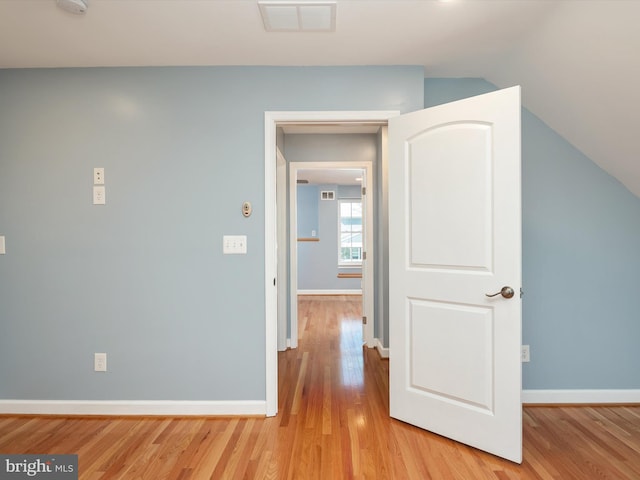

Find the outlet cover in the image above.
[
  {"left": 93, "top": 167, "right": 105, "bottom": 185},
  {"left": 94, "top": 353, "right": 107, "bottom": 372},
  {"left": 93, "top": 186, "right": 106, "bottom": 205},
  {"left": 521, "top": 345, "right": 530, "bottom": 363}
]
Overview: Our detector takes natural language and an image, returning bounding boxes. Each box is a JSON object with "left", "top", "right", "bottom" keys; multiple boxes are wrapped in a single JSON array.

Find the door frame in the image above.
[
  {"left": 289, "top": 161, "right": 374, "bottom": 350},
  {"left": 276, "top": 148, "right": 288, "bottom": 352},
  {"left": 264, "top": 110, "right": 399, "bottom": 416}
]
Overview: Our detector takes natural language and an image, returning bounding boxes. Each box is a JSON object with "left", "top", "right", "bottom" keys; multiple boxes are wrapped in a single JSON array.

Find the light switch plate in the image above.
[
  {"left": 0, "top": 236, "right": 5, "bottom": 254},
  {"left": 223, "top": 235, "right": 247, "bottom": 254}
]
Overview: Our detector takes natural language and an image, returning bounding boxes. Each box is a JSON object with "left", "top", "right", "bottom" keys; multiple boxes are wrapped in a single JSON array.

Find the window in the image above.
[{"left": 339, "top": 200, "right": 362, "bottom": 266}]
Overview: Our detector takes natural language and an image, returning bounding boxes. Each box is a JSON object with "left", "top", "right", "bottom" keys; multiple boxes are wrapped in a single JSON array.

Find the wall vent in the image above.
[{"left": 320, "top": 190, "right": 335, "bottom": 200}]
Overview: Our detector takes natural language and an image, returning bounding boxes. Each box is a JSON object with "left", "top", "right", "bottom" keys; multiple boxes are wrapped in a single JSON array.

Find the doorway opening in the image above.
[
  {"left": 289, "top": 162, "right": 373, "bottom": 352},
  {"left": 264, "top": 111, "right": 399, "bottom": 416}
]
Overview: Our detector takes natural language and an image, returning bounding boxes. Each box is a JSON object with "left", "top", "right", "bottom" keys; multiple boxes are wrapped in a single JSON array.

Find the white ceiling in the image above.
[{"left": 1, "top": 0, "right": 639, "bottom": 197}]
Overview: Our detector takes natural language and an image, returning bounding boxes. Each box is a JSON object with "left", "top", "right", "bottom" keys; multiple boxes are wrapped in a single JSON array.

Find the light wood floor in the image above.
[{"left": 1, "top": 295, "right": 639, "bottom": 479}]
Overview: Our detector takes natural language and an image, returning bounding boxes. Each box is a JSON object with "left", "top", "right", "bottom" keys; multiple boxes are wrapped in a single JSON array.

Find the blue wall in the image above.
[
  {"left": 2, "top": 66, "right": 635, "bottom": 402},
  {"left": 296, "top": 185, "right": 319, "bottom": 238},
  {"left": 425, "top": 78, "right": 640, "bottom": 390},
  {"left": 0, "top": 66, "right": 423, "bottom": 401}
]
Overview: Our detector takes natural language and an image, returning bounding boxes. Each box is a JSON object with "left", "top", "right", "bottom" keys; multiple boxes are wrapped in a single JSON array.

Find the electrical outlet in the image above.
[
  {"left": 93, "top": 186, "right": 106, "bottom": 205},
  {"left": 94, "top": 353, "right": 107, "bottom": 372},
  {"left": 93, "top": 167, "right": 105, "bottom": 185},
  {"left": 521, "top": 345, "right": 530, "bottom": 363}
]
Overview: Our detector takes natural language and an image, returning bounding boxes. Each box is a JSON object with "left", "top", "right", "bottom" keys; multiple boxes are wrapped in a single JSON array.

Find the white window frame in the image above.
[{"left": 338, "top": 198, "right": 363, "bottom": 267}]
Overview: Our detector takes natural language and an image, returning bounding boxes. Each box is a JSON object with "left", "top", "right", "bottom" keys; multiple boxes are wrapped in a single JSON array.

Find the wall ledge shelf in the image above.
[{"left": 337, "top": 272, "right": 362, "bottom": 279}]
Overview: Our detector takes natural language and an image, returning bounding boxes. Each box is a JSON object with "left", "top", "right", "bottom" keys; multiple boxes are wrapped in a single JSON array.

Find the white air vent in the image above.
[
  {"left": 321, "top": 190, "right": 335, "bottom": 200},
  {"left": 258, "top": 1, "right": 337, "bottom": 32}
]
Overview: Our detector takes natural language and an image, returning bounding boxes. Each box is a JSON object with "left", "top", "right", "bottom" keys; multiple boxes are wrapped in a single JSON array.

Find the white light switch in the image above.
[
  {"left": 94, "top": 167, "right": 105, "bottom": 185},
  {"left": 93, "top": 186, "right": 106, "bottom": 205},
  {"left": 0, "top": 236, "right": 5, "bottom": 254},
  {"left": 223, "top": 235, "right": 247, "bottom": 254}
]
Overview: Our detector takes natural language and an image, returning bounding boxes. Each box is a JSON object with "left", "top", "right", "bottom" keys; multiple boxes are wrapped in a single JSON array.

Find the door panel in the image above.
[
  {"left": 409, "top": 299, "right": 493, "bottom": 411},
  {"left": 408, "top": 122, "right": 492, "bottom": 270},
  {"left": 389, "top": 87, "right": 522, "bottom": 463}
]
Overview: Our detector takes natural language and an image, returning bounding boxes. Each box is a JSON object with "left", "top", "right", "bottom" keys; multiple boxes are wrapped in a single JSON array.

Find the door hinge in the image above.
[
  {"left": 274, "top": 278, "right": 276, "bottom": 286},
  {"left": 362, "top": 186, "right": 366, "bottom": 196},
  {"left": 362, "top": 316, "right": 367, "bottom": 325},
  {"left": 520, "top": 287, "right": 524, "bottom": 298},
  {"left": 363, "top": 251, "right": 367, "bottom": 260}
]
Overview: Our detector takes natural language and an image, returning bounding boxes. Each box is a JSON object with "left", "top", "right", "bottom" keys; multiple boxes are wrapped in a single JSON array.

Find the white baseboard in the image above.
[
  {"left": 0, "top": 400, "right": 266, "bottom": 416},
  {"left": 5, "top": 391, "right": 636, "bottom": 416},
  {"left": 522, "top": 389, "right": 640, "bottom": 404},
  {"left": 375, "top": 339, "right": 389, "bottom": 358},
  {"left": 297, "top": 289, "right": 362, "bottom": 295}
]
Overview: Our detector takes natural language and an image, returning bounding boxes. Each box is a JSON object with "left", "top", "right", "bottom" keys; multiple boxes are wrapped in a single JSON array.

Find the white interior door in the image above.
[
  {"left": 359, "top": 170, "right": 367, "bottom": 344},
  {"left": 388, "top": 87, "right": 522, "bottom": 463},
  {"left": 359, "top": 167, "right": 375, "bottom": 347}
]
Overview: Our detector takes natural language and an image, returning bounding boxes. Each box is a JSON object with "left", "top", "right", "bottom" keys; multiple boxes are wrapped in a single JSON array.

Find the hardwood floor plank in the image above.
[
  {"left": 188, "top": 418, "right": 238, "bottom": 479},
  {"left": 290, "top": 352, "right": 309, "bottom": 416},
  {"left": 2, "top": 295, "right": 640, "bottom": 478}
]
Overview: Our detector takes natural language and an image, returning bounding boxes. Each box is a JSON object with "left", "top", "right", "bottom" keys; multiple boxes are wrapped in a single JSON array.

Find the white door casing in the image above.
[
  {"left": 276, "top": 147, "right": 288, "bottom": 351},
  {"left": 388, "top": 87, "right": 522, "bottom": 462}
]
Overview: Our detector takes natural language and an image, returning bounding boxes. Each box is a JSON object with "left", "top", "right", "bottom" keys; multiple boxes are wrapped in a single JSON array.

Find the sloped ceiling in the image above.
[{"left": 1, "top": 0, "right": 638, "bottom": 197}]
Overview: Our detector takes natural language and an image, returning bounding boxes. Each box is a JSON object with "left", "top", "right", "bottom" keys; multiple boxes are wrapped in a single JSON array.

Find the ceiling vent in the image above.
[
  {"left": 56, "top": 0, "right": 88, "bottom": 14},
  {"left": 258, "top": 1, "right": 337, "bottom": 32},
  {"left": 321, "top": 191, "right": 335, "bottom": 200}
]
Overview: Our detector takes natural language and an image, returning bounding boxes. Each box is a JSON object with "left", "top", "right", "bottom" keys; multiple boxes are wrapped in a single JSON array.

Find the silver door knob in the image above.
[{"left": 486, "top": 286, "right": 515, "bottom": 299}]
